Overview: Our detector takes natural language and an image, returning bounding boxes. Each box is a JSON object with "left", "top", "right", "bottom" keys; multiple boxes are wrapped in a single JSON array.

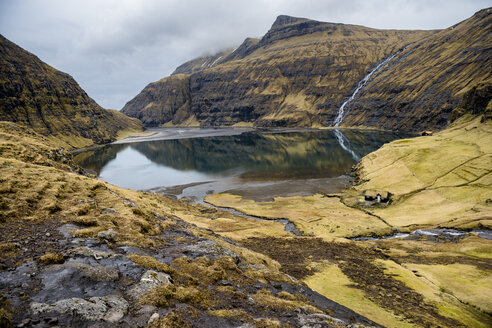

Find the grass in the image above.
[
  {"left": 1, "top": 111, "right": 491, "bottom": 327},
  {"left": 177, "top": 204, "right": 290, "bottom": 241},
  {"left": 142, "top": 283, "right": 216, "bottom": 308},
  {"left": 304, "top": 264, "right": 415, "bottom": 328},
  {"left": 2, "top": 121, "right": 334, "bottom": 327},
  {"left": 208, "top": 309, "right": 253, "bottom": 322},
  {"left": 205, "top": 193, "right": 391, "bottom": 239},
  {"left": 355, "top": 116, "right": 492, "bottom": 228},
  {"left": 252, "top": 289, "right": 321, "bottom": 313},
  {"left": 39, "top": 252, "right": 64, "bottom": 265},
  {"left": 378, "top": 259, "right": 492, "bottom": 328},
  {"left": 404, "top": 263, "right": 492, "bottom": 315}
]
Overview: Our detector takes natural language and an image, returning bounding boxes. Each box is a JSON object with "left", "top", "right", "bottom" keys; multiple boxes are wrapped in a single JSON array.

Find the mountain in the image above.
[
  {"left": 0, "top": 35, "right": 142, "bottom": 147},
  {"left": 342, "top": 8, "right": 492, "bottom": 131},
  {"left": 121, "top": 15, "right": 433, "bottom": 128},
  {"left": 172, "top": 47, "right": 235, "bottom": 75}
]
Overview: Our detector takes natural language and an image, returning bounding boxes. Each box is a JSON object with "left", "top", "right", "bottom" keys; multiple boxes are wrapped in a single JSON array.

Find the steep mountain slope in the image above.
[
  {"left": 0, "top": 35, "right": 142, "bottom": 147},
  {"left": 122, "top": 15, "right": 433, "bottom": 127},
  {"left": 342, "top": 8, "right": 492, "bottom": 131},
  {"left": 172, "top": 48, "right": 235, "bottom": 75}
]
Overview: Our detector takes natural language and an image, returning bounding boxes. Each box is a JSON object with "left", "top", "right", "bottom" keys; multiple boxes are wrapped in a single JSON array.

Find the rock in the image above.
[
  {"left": 97, "top": 229, "right": 119, "bottom": 242},
  {"left": 123, "top": 199, "right": 137, "bottom": 208},
  {"left": 181, "top": 240, "right": 239, "bottom": 261},
  {"left": 18, "top": 318, "right": 31, "bottom": 327},
  {"left": 298, "top": 313, "right": 347, "bottom": 327},
  {"left": 237, "top": 324, "right": 254, "bottom": 328},
  {"left": 127, "top": 270, "right": 171, "bottom": 299},
  {"left": 31, "top": 295, "right": 128, "bottom": 322},
  {"left": 101, "top": 208, "right": 116, "bottom": 215},
  {"left": 44, "top": 317, "right": 58, "bottom": 325},
  {"left": 69, "top": 246, "right": 116, "bottom": 260},
  {"left": 65, "top": 262, "right": 119, "bottom": 282},
  {"left": 148, "top": 312, "right": 160, "bottom": 325}
]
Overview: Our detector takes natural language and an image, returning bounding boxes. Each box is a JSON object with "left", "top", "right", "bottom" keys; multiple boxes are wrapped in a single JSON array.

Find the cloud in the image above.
[{"left": 0, "top": 0, "right": 489, "bottom": 109}]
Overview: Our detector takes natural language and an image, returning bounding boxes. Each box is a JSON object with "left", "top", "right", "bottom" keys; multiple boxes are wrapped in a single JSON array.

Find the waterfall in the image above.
[
  {"left": 333, "top": 51, "right": 401, "bottom": 127},
  {"left": 334, "top": 129, "right": 360, "bottom": 161}
]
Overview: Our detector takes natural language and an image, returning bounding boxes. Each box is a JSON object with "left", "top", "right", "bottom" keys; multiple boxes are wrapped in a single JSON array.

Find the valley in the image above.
[{"left": 0, "top": 6, "right": 491, "bottom": 328}]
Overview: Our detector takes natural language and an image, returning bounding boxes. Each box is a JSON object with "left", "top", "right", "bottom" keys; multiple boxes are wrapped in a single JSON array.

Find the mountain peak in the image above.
[{"left": 271, "top": 15, "right": 309, "bottom": 28}]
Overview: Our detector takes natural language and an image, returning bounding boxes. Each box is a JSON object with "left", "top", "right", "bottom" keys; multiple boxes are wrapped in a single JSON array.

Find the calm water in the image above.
[{"left": 74, "top": 128, "right": 406, "bottom": 201}]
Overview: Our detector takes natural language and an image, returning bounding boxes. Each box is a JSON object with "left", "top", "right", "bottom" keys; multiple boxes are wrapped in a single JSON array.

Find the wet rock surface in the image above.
[{"left": 0, "top": 217, "right": 378, "bottom": 327}]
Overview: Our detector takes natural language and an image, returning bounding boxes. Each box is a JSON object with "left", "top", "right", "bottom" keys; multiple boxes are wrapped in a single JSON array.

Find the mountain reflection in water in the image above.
[{"left": 73, "top": 129, "right": 405, "bottom": 198}]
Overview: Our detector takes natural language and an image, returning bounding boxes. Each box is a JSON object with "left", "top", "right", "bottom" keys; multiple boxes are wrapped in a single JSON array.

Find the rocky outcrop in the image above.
[
  {"left": 0, "top": 35, "right": 142, "bottom": 146},
  {"left": 122, "top": 15, "right": 433, "bottom": 128},
  {"left": 448, "top": 81, "right": 492, "bottom": 122}
]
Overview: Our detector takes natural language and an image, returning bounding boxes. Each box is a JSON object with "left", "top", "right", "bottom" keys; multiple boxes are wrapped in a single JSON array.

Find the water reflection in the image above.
[{"left": 73, "top": 129, "right": 404, "bottom": 194}]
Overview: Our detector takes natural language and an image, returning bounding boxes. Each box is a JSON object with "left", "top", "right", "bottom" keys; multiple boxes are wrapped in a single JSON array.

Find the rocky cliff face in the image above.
[
  {"left": 448, "top": 80, "right": 492, "bottom": 123},
  {"left": 122, "top": 15, "right": 433, "bottom": 128},
  {"left": 0, "top": 35, "right": 142, "bottom": 147},
  {"left": 342, "top": 8, "right": 492, "bottom": 131},
  {"left": 120, "top": 74, "right": 192, "bottom": 126}
]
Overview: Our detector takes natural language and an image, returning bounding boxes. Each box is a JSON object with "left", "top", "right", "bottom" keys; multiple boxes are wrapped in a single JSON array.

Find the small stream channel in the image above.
[
  {"left": 351, "top": 228, "right": 492, "bottom": 242},
  {"left": 203, "top": 201, "right": 303, "bottom": 236}
]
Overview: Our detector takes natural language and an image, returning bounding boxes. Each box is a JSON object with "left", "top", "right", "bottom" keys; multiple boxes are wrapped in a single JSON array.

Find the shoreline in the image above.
[{"left": 111, "top": 125, "right": 418, "bottom": 144}]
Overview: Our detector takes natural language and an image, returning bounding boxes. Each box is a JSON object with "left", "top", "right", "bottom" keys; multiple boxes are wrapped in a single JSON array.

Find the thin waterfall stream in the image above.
[{"left": 333, "top": 47, "right": 407, "bottom": 126}]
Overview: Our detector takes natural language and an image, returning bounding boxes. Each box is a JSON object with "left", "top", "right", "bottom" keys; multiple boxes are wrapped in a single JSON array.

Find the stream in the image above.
[
  {"left": 351, "top": 228, "right": 492, "bottom": 242},
  {"left": 203, "top": 201, "right": 303, "bottom": 236}
]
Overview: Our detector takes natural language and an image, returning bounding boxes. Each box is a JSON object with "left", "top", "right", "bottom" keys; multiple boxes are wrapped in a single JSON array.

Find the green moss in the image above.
[
  {"left": 39, "top": 252, "right": 64, "bottom": 265},
  {"left": 209, "top": 309, "right": 254, "bottom": 323},
  {"left": 150, "top": 307, "right": 199, "bottom": 328},
  {"left": 253, "top": 318, "right": 286, "bottom": 328},
  {"left": 143, "top": 283, "right": 216, "bottom": 308},
  {"left": 171, "top": 256, "right": 241, "bottom": 285},
  {"left": 127, "top": 254, "right": 174, "bottom": 274},
  {"left": 252, "top": 289, "right": 321, "bottom": 313}
]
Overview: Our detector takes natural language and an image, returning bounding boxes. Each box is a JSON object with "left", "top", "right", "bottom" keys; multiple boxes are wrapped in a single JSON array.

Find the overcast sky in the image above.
[{"left": 0, "top": 0, "right": 489, "bottom": 109}]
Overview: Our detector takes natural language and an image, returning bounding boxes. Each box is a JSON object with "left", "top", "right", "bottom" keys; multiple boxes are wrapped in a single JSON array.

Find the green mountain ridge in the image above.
[{"left": 122, "top": 9, "right": 491, "bottom": 132}]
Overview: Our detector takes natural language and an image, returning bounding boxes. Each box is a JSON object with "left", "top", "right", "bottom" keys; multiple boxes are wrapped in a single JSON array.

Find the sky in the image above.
[{"left": 0, "top": 0, "right": 489, "bottom": 109}]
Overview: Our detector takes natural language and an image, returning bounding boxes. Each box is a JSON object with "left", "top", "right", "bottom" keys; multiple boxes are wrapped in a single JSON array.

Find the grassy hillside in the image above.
[
  {"left": 0, "top": 121, "right": 381, "bottom": 327},
  {"left": 343, "top": 8, "right": 492, "bottom": 131},
  {"left": 203, "top": 107, "right": 492, "bottom": 327},
  {"left": 122, "top": 15, "right": 432, "bottom": 128},
  {"left": 0, "top": 35, "right": 142, "bottom": 148}
]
